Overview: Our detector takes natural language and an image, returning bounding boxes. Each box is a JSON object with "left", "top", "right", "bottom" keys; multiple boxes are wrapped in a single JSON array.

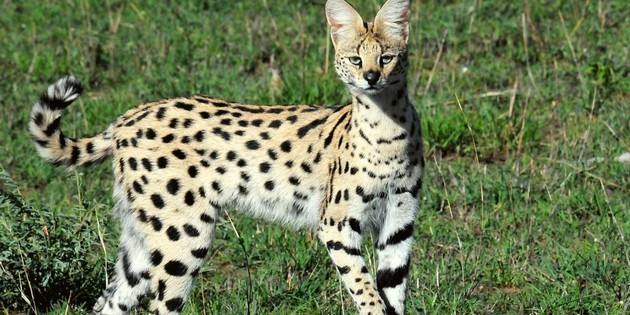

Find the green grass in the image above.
[{"left": 1, "top": 0, "right": 629, "bottom": 314}]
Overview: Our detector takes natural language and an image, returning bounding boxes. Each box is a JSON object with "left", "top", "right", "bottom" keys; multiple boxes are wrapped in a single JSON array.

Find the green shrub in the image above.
[{"left": 0, "top": 166, "right": 106, "bottom": 312}]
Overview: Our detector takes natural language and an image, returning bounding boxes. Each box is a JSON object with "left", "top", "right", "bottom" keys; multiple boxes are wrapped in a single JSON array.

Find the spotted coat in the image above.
[{"left": 28, "top": 0, "right": 422, "bottom": 314}]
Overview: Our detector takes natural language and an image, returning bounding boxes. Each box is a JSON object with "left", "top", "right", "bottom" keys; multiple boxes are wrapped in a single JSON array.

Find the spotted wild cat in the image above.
[{"left": 29, "top": 0, "right": 422, "bottom": 314}]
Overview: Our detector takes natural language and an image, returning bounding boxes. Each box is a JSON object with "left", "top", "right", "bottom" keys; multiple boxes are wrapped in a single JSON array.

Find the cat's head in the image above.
[{"left": 326, "top": 0, "right": 410, "bottom": 96}]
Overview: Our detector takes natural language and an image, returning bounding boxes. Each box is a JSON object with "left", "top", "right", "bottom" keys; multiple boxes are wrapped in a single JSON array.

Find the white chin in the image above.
[{"left": 348, "top": 84, "right": 382, "bottom": 95}]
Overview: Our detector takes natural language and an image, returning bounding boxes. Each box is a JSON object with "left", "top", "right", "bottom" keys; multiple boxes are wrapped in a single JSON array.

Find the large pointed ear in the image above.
[
  {"left": 326, "top": 0, "right": 364, "bottom": 47},
  {"left": 374, "top": 0, "right": 410, "bottom": 43}
]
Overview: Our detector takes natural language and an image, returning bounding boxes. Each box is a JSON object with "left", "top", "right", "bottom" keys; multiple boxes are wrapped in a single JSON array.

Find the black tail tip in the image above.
[{"left": 39, "top": 75, "right": 84, "bottom": 110}]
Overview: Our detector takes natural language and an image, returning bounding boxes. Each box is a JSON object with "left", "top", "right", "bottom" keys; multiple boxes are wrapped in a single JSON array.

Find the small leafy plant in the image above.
[{"left": 0, "top": 166, "right": 106, "bottom": 312}]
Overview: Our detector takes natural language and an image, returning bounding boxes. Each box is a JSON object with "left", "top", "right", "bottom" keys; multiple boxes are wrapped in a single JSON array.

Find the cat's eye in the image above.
[
  {"left": 380, "top": 55, "right": 394, "bottom": 65},
  {"left": 348, "top": 56, "right": 362, "bottom": 66}
]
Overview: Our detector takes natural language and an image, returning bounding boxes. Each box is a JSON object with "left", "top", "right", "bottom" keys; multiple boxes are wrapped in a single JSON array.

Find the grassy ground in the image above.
[{"left": 1, "top": 0, "right": 629, "bottom": 314}]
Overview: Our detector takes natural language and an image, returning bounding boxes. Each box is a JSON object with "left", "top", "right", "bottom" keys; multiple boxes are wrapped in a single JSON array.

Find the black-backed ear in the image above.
[
  {"left": 373, "top": 0, "right": 410, "bottom": 43},
  {"left": 325, "top": 0, "right": 364, "bottom": 47}
]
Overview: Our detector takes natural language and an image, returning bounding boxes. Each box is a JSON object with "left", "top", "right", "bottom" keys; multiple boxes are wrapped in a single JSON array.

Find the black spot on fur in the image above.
[
  {"left": 151, "top": 250, "right": 163, "bottom": 266},
  {"left": 135, "top": 111, "right": 151, "bottom": 123},
  {"left": 259, "top": 162, "right": 271, "bottom": 173},
  {"left": 133, "top": 181, "right": 144, "bottom": 194},
  {"left": 211, "top": 181, "right": 221, "bottom": 192},
  {"left": 327, "top": 240, "right": 361, "bottom": 256},
  {"left": 280, "top": 140, "right": 292, "bottom": 152},
  {"left": 349, "top": 218, "right": 361, "bottom": 234},
  {"left": 174, "top": 102, "right": 194, "bottom": 111},
  {"left": 297, "top": 117, "right": 328, "bottom": 138},
  {"left": 137, "top": 209, "right": 148, "bottom": 222},
  {"left": 213, "top": 101, "right": 229, "bottom": 108},
  {"left": 156, "top": 107, "right": 167, "bottom": 120},
  {"left": 212, "top": 127, "right": 231, "bottom": 141},
  {"left": 194, "top": 130, "right": 205, "bottom": 142},
  {"left": 235, "top": 105, "right": 264, "bottom": 113},
  {"left": 183, "top": 224, "right": 200, "bottom": 237},
  {"left": 293, "top": 191, "right": 308, "bottom": 200},
  {"left": 264, "top": 180, "right": 275, "bottom": 190},
  {"left": 240, "top": 172, "right": 251, "bottom": 182},
  {"left": 166, "top": 226, "right": 180, "bottom": 241},
  {"left": 191, "top": 247, "right": 209, "bottom": 259},
  {"left": 193, "top": 96, "right": 209, "bottom": 103},
  {"left": 334, "top": 191, "right": 342, "bottom": 204},
  {"left": 150, "top": 194, "right": 165, "bottom": 209},
  {"left": 314, "top": 152, "right": 322, "bottom": 164},
  {"left": 167, "top": 179, "right": 180, "bottom": 195},
  {"left": 70, "top": 146, "right": 81, "bottom": 165},
  {"left": 164, "top": 260, "right": 188, "bottom": 276},
  {"left": 32, "top": 112, "right": 44, "bottom": 127},
  {"left": 238, "top": 185, "right": 248, "bottom": 195},
  {"left": 337, "top": 265, "right": 351, "bottom": 274},
  {"left": 150, "top": 216, "right": 163, "bottom": 231},
  {"left": 245, "top": 140, "right": 260, "bottom": 150},
  {"left": 300, "top": 162, "right": 312, "bottom": 173},
  {"left": 162, "top": 134, "right": 175, "bottom": 143},
  {"left": 200, "top": 213, "right": 215, "bottom": 224},
  {"left": 267, "top": 149, "right": 278, "bottom": 160},
  {"left": 184, "top": 191, "right": 195, "bottom": 205},
  {"left": 35, "top": 139, "right": 48, "bottom": 148},
  {"left": 286, "top": 115, "right": 298, "bottom": 123},
  {"left": 172, "top": 149, "right": 186, "bottom": 159},
  {"left": 378, "top": 223, "right": 414, "bottom": 250},
  {"left": 142, "top": 158, "right": 152, "bottom": 171},
  {"left": 324, "top": 112, "right": 349, "bottom": 148},
  {"left": 182, "top": 118, "right": 193, "bottom": 128},
  {"left": 146, "top": 128, "right": 156, "bottom": 139},
  {"left": 188, "top": 166, "right": 198, "bottom": 178},
  {"left": 157, "top": 279, "right": 166, "bottom": 300},
  {"left": 157, "top": 157, "right": 168, "bottom": 168},
  {"left": 268, "top": 120, "right": 282, "bottom": 128},
  {"left": 376, "top": 261, "right": 410, "bottom": 289},
  {"left": 43, "top": 117, "right": 61, "bottom": 137},
  {"left": 121, "top": 250, "right": 140, "bottom": 287},
  {"left": 267, "top": 107, "right": 284, "bottom": 114},
  {"left": 58, "top": 134, "right": 66, "bottom": 149}
]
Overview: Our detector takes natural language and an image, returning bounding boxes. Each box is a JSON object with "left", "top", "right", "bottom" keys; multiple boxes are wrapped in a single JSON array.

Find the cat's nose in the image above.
[{"left": 363, "top": 71, "right": 380, "bottom": 86}]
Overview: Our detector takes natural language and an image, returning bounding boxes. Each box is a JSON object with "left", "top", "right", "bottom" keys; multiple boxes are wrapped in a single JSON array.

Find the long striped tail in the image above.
[{"left": 29, "top": 76, "right": 113, "bottom": 169}]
